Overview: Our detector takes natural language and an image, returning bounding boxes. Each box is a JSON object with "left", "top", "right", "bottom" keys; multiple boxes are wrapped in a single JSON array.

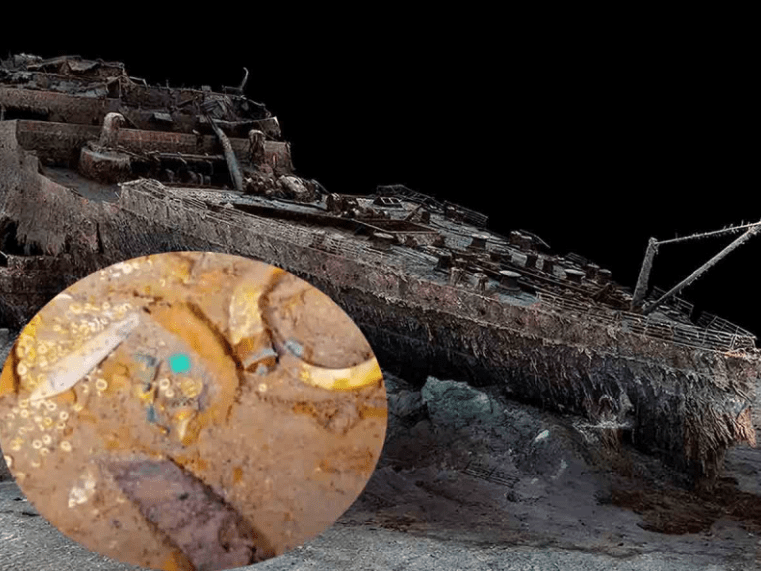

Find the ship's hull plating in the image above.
[{"left": 1, "top": 119, "right": 759, "bottom": 482}]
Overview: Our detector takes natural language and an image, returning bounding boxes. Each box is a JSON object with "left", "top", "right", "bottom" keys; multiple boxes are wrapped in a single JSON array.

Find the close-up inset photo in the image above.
[{"left": 0, "top": 252, "right": 387, "bottom": 570}]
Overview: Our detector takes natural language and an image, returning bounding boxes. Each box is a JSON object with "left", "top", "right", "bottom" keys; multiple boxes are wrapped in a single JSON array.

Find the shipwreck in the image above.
[{"left": 0, "top": 53, "right": 759, "bottom": 483}]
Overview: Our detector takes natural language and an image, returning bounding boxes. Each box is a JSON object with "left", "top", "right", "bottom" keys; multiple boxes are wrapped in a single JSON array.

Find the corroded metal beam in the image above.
[
  {"left": 642, "top": 224, "right": 761, "bottom": 315},
  {"left": 631, "top": 237, "right": 658, "bottom": 311},
  {"left": 206, "top": 114, "right": 243, "bottom": 191}
]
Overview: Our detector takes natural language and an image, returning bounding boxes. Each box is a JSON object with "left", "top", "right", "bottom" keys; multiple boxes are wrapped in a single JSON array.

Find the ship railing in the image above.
[
  {"left": 648, "top": 286, "right": 695, "bottom": 318},
  {"left": 318, "top": 237, "right": 438, "bottom": 272},
  {"left": 377, "top": 185, "right": 488, "bottom": 227},
  {"left": 696, "top": 311, "right": 755, "bottom": 339},
  {"left": 535, "top": 289, "right": 754, "bottom": 352},
  {"left": 442, "top": 200, "right": 489, "bottom": 228},
  {"left": 378, "top": 185, "right": 442, "bottom": 207}
]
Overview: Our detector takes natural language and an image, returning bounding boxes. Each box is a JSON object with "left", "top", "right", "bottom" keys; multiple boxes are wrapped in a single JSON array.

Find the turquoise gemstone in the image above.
[{"left": 169, "top": 353, "right": 191, "bottom": 374}]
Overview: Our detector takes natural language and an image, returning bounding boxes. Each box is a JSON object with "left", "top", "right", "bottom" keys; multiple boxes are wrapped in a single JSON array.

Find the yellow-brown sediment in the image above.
[{"left": 147, "top": 302, "right": 239, "bottom": 444}]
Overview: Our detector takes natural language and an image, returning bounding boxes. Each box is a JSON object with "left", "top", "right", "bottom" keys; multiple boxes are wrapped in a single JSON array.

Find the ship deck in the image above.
[
  {"left": 41, "top": 165, "right": 120, "bottom": 203},
  {"left": 125, "top": 182, "right": 543, "bottom": 308}
]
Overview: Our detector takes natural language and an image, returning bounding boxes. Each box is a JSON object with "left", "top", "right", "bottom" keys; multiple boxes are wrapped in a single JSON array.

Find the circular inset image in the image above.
[{"left": 0, "top": 252, "right": 387, "bottom": 570}]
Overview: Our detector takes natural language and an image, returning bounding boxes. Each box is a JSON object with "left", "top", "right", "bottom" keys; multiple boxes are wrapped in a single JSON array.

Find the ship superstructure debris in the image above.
[{"left": 1, "top": 54, "right": 760, "bottom": 483}]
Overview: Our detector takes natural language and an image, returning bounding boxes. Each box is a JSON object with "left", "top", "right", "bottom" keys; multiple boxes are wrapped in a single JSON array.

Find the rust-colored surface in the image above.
[{"left": 0, "top": 252, "right": 387, "bottom": 570}]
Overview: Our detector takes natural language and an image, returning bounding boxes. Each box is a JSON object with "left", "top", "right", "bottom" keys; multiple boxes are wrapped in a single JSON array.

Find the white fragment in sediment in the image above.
[
  {"left": 68, "top": 472, "right": 97, "bottom": 508},
  {"left": 30, "top": 313, "right": 141, "bottom": 401},
  {"left": 551, "top": 458, "right": 568, "bottom": 480}
]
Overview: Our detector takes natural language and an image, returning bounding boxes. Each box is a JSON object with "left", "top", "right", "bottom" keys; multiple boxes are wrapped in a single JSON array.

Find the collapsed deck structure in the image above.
[{"left": 0, "top": 54, "right": 759, "bottom": 482}]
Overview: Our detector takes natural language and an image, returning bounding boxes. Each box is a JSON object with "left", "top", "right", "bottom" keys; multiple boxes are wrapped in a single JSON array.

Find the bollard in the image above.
[
  {"left": 564, "top": 269, "right": 585, "bottom": 284},
  {"left": 509, "top": 231, "right": 523, "bottom": 246},
  {"left": 99, "top": 112, "right": 125, "bottom": 147},
  {"left": 371, "top": 232, "right": 395, "bottom": 251},
  {"left": 499, "top": 270, "right": 521, "bottom": 291}
]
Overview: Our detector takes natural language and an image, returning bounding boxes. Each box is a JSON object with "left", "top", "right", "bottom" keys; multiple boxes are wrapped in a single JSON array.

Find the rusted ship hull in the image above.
[{"left": 1, "top": 118, "right": 759, "bottom": 482}]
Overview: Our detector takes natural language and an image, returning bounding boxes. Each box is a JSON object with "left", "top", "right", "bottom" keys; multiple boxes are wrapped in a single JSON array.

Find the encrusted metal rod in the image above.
[
  {"left": 206, "top": 114, "right": 243, "bottom": 191},
  {"left": 642, "top": 224, "right": 761, "bottom": 315},
  {"left": 631, "top": 237, "right": 658, "bottom": 311},
  {"left": 99, "top": 113, "right": 125, "bottom": 147},
  {"left": 238, "top": 67, "right": 249, "bottom": 92},
  {"left": 657, "top": 220, "right": 761, "bottom": 246}
]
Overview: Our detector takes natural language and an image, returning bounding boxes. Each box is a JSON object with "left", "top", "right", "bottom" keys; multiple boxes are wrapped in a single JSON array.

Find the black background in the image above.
[{"left": 2, "top": 15, "right": 757, "bottom": 335}]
